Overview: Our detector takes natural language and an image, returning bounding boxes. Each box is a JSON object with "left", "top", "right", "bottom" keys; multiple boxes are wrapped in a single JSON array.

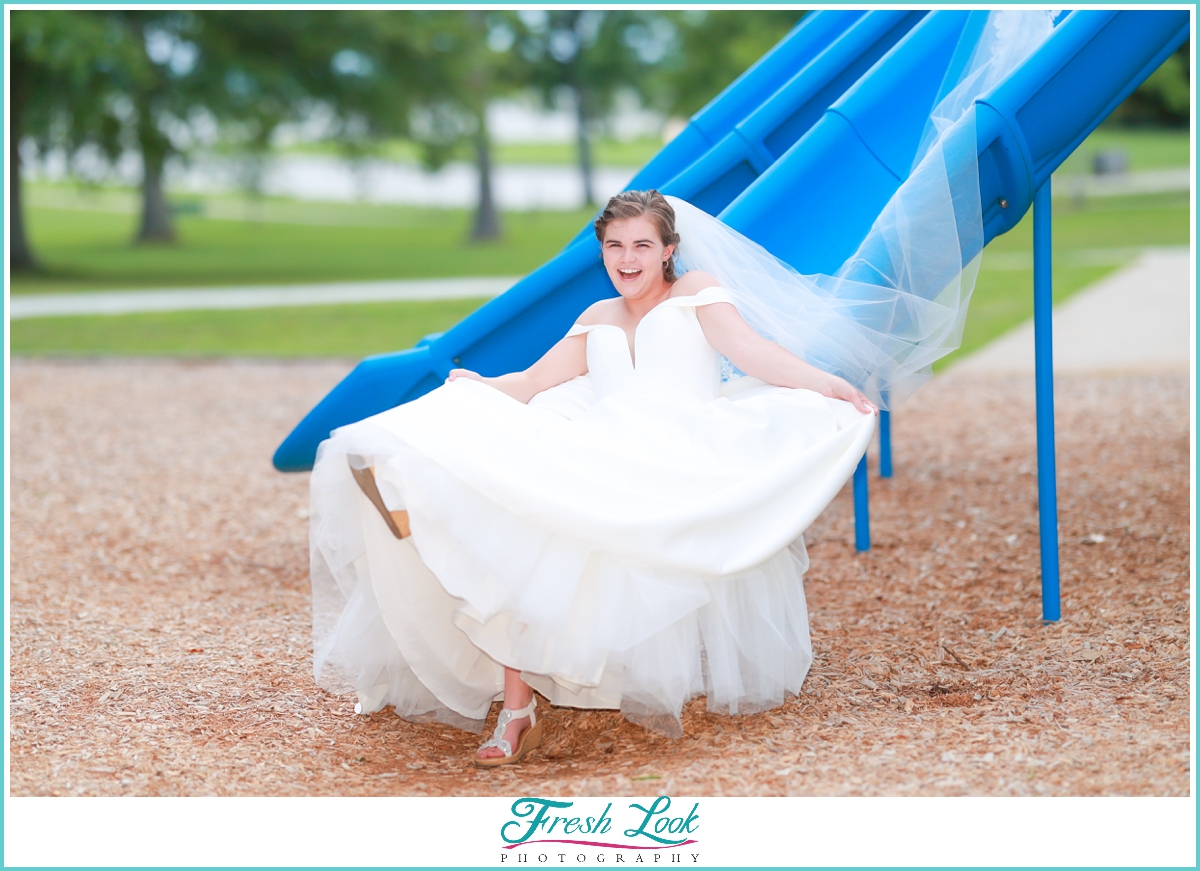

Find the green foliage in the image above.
[
  {"left": 18, "top": 10, "right": 434, "bottom": 165},
  {"left": 652, "top": 11, "right": 804, "bottom": 118},
  {"left": 507, "top": 10, "right": 672, "bottom": 204},
  {"left": 396, "top": 11, "right": 502, "bottom": 171},
  {"left": 195, "top": 11, "right": 430, "bottom": 155},
  {"left": 10, "top": 10, "right": 448, "bottom": 254},
  {"left": 9, "top": 10, "right": 143, "bottom": 265},
  {"left": 11, "top": 10, "right": 140, "bottom": 163},
  {"left": 1109, "top": 41, "right": 1190, "bottom": 127},
  {"left": 511, "top": 10, "right": 665, "bottom": 117}
]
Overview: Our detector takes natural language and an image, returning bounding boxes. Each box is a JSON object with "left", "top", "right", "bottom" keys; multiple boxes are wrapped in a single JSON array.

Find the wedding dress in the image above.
[
  {"left": 308, "top": 9, "right": 1057, "bottom": 739},
  {"left": 309, "top": 286, "right": 875, "bottom": 737}
]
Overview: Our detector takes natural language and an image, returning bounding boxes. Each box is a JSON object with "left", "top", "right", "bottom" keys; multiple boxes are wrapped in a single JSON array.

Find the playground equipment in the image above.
[{"left": 276, "top": 10, "right": 1190, "bottom": 622}]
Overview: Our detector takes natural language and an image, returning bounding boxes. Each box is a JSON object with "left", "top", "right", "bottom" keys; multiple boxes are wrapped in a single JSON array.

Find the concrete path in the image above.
[
  {"left": 8, "top": 276, "right": 520, "bottom": 319},
  {"left": 11, "top": 248, "right": 1193, "bottom": 378},
  {"left": 950, "top": 247, "right": 1192, "bottom": 375}
]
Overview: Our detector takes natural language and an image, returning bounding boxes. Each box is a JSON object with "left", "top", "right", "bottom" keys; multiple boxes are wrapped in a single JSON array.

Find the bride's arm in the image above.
[
  {"left": 694, "top": 292, "right": 876, "bottom": 415},
  {"left": 447, "top": 332, "right": 588, "bottom": 404}
]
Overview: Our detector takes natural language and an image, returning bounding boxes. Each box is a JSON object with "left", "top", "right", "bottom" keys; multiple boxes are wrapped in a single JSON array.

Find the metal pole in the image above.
[
  {"left": 1033, "top": 181, "right": 1061, "bottom": 622},
  {"left": 879, "top": 410, "right": 893, "bottom": 478},
  {"left": 853, "top": 454, "right": 870, "bottom": 551}
]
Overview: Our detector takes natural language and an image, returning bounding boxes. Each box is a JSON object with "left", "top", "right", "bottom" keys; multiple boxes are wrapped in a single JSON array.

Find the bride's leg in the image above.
[{"left": 477, "top": 668, "right": 534, "bottom": 760}]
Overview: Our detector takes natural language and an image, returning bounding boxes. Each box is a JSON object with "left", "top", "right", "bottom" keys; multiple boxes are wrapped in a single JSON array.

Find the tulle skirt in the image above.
[{"left": 309, "top": 378, "right": 873, "bottom": 736}]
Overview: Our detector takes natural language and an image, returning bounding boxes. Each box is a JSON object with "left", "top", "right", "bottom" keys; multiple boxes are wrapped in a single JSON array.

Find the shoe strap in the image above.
[
  {"left": 478, "top": 699, "right": 537, "bottom": 758},
  {"left": 505, "top": 698, "right": 537, "bottom": 726}
]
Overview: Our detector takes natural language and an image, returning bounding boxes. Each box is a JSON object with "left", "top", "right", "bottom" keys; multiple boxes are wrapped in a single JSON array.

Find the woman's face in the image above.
[{"left": 601, "top": 214, "right": 674, "bottom": 300}]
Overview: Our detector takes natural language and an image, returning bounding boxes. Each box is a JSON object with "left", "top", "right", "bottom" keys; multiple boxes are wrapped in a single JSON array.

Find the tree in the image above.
[
  {"left": 9, "top": 11, "right": 138, "bottom": 269},
  {"left": 511, "top": 10, "right": 672, "bottom": 207},
  {"left": 459, "top": 12, "right": 504, "bottom": 241},
  {"left": 11, "top": 10, "right": 431, "bottom": 258},
  {"left": 194, "top": 11, "right": 522, "bottom": 244},
  {"left": 402, "top": 10, "right": 518, "bottom": 241},
  {"left": 117, "top": 11, "right": 194, "bottom": 241},
  {"left": 652, "top": 10, "right": 804, "bottom": 119},
  {"left": 197, "top": 11, "right": 427, "bottom": 160},
  {"left": 113, "top": 9, "right": 429, "bottom": 242},
  {"left": 12, "top": 10, "right": 244, "bottom": 248}
]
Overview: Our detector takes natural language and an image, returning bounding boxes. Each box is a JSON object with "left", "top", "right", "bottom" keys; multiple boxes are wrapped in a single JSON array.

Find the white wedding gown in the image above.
[{"left": 309, "top": 286, "right": 875, "bottom": 736}]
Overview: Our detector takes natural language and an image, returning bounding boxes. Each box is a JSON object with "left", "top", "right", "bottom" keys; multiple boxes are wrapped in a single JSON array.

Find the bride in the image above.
[
  {"left": 309, "top": 10, "right": 1057, "bottom": 768},
  {"left": 309, "top": 189, "right": 876, "bottom": 767}
]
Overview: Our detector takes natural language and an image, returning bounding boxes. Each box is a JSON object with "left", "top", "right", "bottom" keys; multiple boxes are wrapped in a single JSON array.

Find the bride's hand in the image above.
[
  {"left": 819, "top": 375, "right": 876, "bottom": 415},
  {"left": 447, "top": 368, "right": 483, "bottom": 383}
]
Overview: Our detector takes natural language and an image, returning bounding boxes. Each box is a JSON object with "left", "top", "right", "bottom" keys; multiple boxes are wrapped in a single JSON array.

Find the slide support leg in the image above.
[
  {"left": 1033, "top": 181, "right": 1061, "bottom": 622},
  {"left": 879, "top": 409, "right": 893, "bottom": 478},
  {"left": 853, "top": 454, "right": 870, "bottom": 552}
]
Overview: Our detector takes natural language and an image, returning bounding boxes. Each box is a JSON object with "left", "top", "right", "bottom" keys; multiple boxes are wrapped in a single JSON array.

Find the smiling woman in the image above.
[
  {"left": 601, "top": 192, "right": 681, "bottom": 286},
  {"left": 308, "top": 189, "right": 876, "bottom": 768}
]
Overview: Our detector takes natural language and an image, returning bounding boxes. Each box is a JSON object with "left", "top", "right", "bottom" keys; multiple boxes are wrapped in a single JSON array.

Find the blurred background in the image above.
[{"left": 9, "top": 9, "right": 1191, "bottom": 364}]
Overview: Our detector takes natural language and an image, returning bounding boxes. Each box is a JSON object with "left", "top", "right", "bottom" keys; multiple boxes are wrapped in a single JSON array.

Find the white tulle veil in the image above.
[{"left": 671, "top": 10, "right": 1056, "bottom": 409}]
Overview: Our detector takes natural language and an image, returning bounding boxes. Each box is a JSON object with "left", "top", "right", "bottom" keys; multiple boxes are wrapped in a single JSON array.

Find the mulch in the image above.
[{"left": 7, "top": 358, "right": 1190, "bottom": 796}]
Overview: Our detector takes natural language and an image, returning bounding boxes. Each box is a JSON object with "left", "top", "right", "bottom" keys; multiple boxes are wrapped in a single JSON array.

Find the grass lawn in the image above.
[
  {"left": 1052, "top": 126, "right": 1190, "bottom": 175},
  {"left": 10, "top": 176, "right": 1189, "bottom": 360},
  {"left": 14, "top": 190, "right": 596, "bottom": 295},
  {"left": 9, "top": 298, "right": 490, "bottom": 358}
]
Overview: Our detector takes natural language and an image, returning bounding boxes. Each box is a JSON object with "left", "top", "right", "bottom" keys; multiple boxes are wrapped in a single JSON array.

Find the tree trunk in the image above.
[
  {"left": 136, "top": 147, "right": 175, "bottom": 243},
  {"left": 573, "top": 84, "right": 596, "bottom": 208},
  {"left": 470, "top": 117, "right": 501, "bottom": 242},
  {"left": 10, "top": 48, "right": 37, "bottom": 272},
  {"left": 135, "top": 90, "right": 175, "bottom": 243}
]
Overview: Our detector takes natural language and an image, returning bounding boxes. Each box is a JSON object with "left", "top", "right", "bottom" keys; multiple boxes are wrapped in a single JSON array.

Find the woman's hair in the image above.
[{"left": 593, "top": 189, "right": 681, "bottom": 283}]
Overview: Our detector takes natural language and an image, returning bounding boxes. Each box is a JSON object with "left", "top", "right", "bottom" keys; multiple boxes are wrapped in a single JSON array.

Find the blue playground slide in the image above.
[{"left": 274, "top": 9, "right": 1188, "bottom": 472}]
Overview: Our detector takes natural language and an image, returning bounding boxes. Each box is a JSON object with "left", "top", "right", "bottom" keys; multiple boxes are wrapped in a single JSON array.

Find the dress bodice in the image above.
[{"left": 566, "top": 286, "right": 733, "bottom": 401}]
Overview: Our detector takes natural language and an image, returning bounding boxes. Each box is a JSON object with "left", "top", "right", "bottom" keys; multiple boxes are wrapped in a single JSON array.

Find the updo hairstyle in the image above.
[{"left": 593, "top": 189, "right": 681, "bottom": 283}]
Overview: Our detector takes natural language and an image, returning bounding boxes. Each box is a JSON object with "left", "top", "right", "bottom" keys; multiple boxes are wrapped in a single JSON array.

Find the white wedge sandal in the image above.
[{"left": 474, "top": 698, "right": 543, "bottom": 768}]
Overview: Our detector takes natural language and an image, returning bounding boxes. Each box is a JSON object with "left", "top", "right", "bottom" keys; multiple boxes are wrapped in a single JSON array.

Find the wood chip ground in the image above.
[{"left": 8, "top": 359, "right": 1191, "bottom": 796}]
